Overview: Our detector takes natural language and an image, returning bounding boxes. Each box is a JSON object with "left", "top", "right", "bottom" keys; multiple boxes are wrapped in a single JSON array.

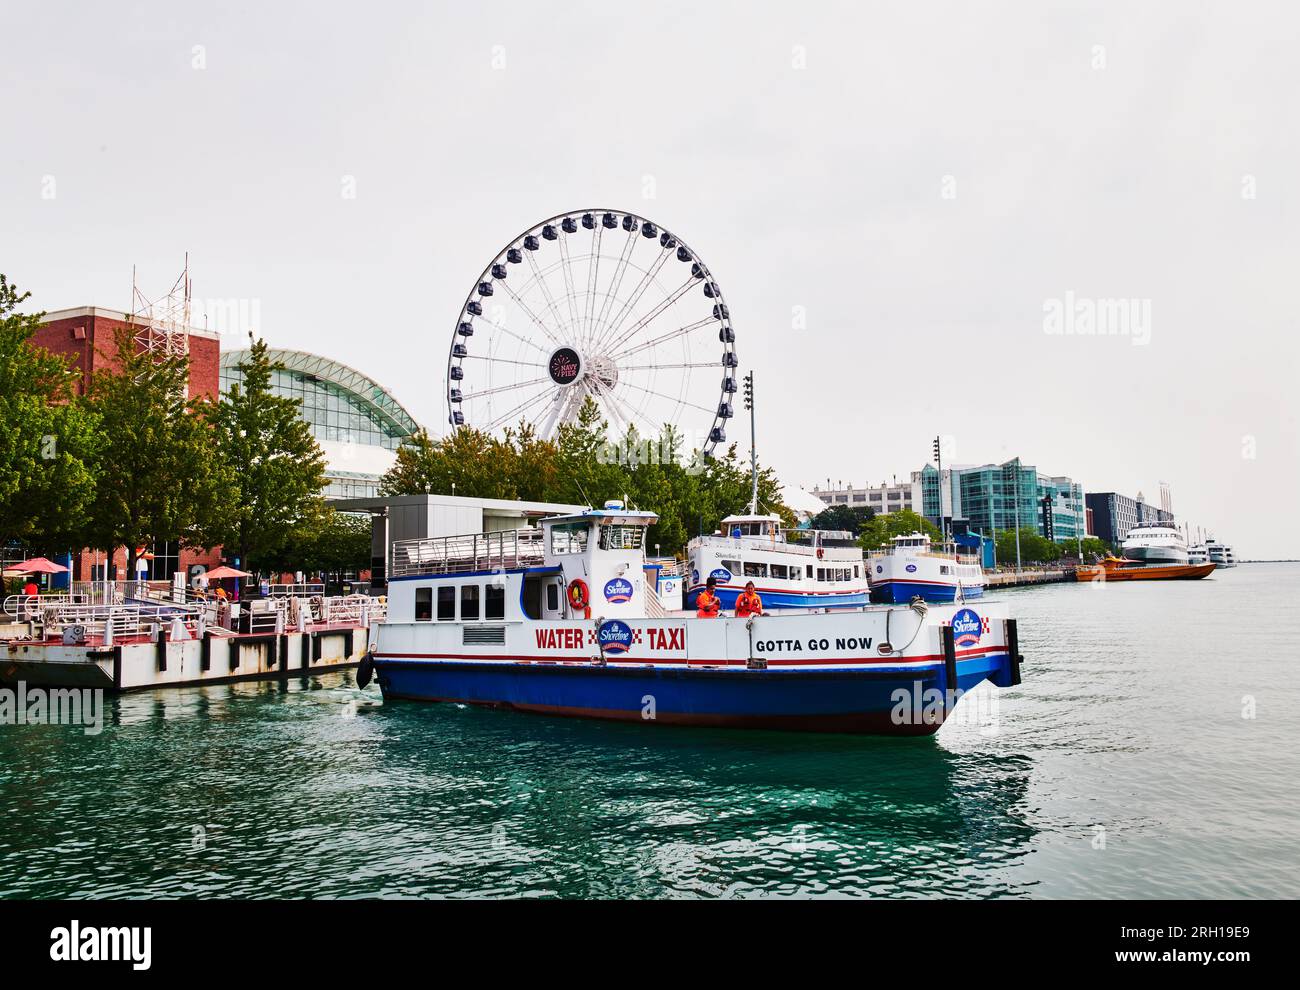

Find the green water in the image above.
[{"left": 2, "top": 564, "right": 1297, "bottom": 899}]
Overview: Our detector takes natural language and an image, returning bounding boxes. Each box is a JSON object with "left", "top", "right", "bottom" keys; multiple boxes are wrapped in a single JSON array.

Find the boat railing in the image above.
[
  {"left": 4, "top": 593, "right": 87, "bottom": 619},
  {"left": 866, "top": 547, "right": 982, "bottom": 565},
  {"left": 687, "top": 535, "right": 860, "bottom": 559},
  {"left": 38, "top": 601, "right": 205, "bottom": 645},
  {"left": 391, "top": 528, "right": 546, "bottom": 578}
]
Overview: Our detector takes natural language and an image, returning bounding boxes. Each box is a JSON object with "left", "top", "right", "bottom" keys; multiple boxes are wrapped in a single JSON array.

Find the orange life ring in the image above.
[
  {"left": 567, "top": 578, "right": 589, "bottom": 611},
  {"left": 816, "top": 547, "right": 825, "bottom": 559}
]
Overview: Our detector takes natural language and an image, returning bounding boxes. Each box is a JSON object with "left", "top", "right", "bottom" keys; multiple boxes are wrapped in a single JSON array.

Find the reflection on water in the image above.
[{"left": 2, "top": 564, "right": 1298, "bottom": 898}]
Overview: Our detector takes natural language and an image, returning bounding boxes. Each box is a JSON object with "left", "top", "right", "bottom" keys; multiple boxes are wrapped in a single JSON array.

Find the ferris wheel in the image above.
[{"left": 446, "top": 209, "right": 738, "bottom": 457}]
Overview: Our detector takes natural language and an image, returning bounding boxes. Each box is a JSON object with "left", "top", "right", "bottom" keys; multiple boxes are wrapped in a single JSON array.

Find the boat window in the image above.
[
  {"left": 599, "top": 524, "right": 644, "bottom": 551},
  {"left": 415, "top": 587, "right": 433, "bottom": 621},
  {"left": 721, "top": 559, "right": 742, "bottom": 573},
  {"left": 940, "top": 565, "right": 949, "bottom": 575},
  {"left": 461, "top": 584, "right": 480, "bottom": 621},
  {"left": 546, "top": 583, "right": 559, "bottom": 613},
  {"left": 806, "top": 565, "right": 813, "bottom": 577},
  {"left": 743, "top": 561, "right": 767, "bottom": 578},
  {"left": 817, "top": 568, "right": 825, "bottom": 581},
  {"left": 437, "top": 586, "right": 456, "bottom": 621},
  {"left": 550, "top": 522, "right": 589, "bottom": 555},
  {"left": 770, "top": 564, "right": 788, "bottom": 580},
  {"left": 853, "top": 565, "right": 860, "bottom": 578},
  {"left": 485, "top": 584, "right": 505, "bottom": 620}
]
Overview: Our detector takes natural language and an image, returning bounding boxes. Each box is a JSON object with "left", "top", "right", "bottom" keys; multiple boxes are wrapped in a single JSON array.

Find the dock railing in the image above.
[{"left": 391, "top": 528, "right": 546, "bottom": 578}]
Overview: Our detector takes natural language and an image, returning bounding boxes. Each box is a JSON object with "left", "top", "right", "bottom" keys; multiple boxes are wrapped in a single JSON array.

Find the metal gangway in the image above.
[{"left": 390, "top": 528, "right": 546, "bottom": 578}]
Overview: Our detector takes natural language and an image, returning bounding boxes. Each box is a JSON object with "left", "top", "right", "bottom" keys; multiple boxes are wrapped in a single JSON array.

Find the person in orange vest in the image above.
[
  {"left": 735, "top": 581, "right": 764, "bottom": 619},
  {"left": 696, "top": 575, "right": 722, "bottom": 618}
]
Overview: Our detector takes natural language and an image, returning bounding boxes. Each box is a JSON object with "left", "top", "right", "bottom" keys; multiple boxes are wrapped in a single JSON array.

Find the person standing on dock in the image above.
[
  {"left": 735, "top": 581, "right": 764, "bottom": 618},
  {"left": 696, "top": 576, "right": 722, "bottom": 618}
]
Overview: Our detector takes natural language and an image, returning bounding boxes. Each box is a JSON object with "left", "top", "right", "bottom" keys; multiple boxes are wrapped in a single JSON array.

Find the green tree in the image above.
[
  {"left": 0, "top": 275, "right": 101, "bottom": 550},
  {"left": 84, "top": 323, "right": 236, "bottom": 576},
  {"left": 858, "top": 509, "right": 942, "bottom": 551},
  {"left": 809, "top": 503, "right": 876, "bottom": 536},
  {"left": 202, "top": 337, "right": 327, "bottom": 573},
  {"left": 993, "top": 527, "right": 1061, "bottom": 566},
  {"left": 380, "top": 427, "right": 518, "bottom": 499},
  {"left": 265, "top": 508, "right": 371, "bottom": 576}
]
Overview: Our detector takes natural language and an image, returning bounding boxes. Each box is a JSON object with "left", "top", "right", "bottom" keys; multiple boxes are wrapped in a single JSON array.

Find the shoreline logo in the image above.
[
  {"left": 603, "top": 577, "right": 633, "bottom": 603},
  {"left": 1043, "top": 291, "right": 1151, "bottom": 346},
  {"left": 0, "top": 682, "right": 103, "bottom": 735},
  {"left": 950, "top": 608, "right": 983, "bottom": 648},
  {"left": 709, "top": 567, "right": 732, "bottom": 584},
  {"left": 598, "top": 619, "right": 633, "bottom": 655},
  {"left": 50, "top": 922, "right": 151, "bottom": 970}
]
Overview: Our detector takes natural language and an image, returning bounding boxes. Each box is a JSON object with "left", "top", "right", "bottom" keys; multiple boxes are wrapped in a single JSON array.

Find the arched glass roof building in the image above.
[{"left": 219, "top": 349, "right": 421, "bottom": 499}]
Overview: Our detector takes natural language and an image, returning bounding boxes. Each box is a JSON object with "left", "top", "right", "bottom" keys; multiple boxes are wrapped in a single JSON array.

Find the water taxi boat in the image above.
[
  {"left": 365, "top": 502, "right": 1022, "bottom": 736},
  {"left": 867, "top": 532, "right": 986, "bottom": 604},
  {"left": 684, "top": 514, "right": 868, "bottom": 611},
  {"left": 1074, "top": 557, "right": 1215, "bottom": 582}
]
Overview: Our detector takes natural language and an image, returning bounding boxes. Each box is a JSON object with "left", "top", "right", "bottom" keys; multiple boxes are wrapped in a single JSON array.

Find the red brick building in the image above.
[{"left": 35, "top": 307, "right": 224, "bottom": 583}]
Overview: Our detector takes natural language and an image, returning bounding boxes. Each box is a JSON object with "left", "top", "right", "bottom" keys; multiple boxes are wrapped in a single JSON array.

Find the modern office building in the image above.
[
  {"left": 219, "top": 349, "right": 421, "bottom": 500},
  {"left": 809, "top": 479, "right": 915, "bottom": 515},
  {"left": 912, "top": 459, "right": 1086, "bottom": 542},
  {"left": 1085, "top": 492, "right": 1175, "bottom": 546}
]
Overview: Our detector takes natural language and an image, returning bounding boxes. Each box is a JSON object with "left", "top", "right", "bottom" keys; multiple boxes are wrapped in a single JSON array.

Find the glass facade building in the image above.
[
  {"left": 219, "top": 349, "right": 420, "bottom": 499},
  {"left": 914, "top": 459, "right": 1085, "bottom": 542}
]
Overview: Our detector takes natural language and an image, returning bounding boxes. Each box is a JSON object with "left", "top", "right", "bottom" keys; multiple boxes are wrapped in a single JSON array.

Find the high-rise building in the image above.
[
  {"left": 1084, "top": 492, "right": 1175, "bottom": 546},
  {"left": 911, "top": 458, "right": 1085, "bottom": 542}
]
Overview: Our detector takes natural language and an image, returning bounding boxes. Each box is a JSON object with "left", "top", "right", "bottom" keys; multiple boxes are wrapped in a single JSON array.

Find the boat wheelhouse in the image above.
[
  {"left": 368, "top": 502, "right": 1022, "bottom": 736},
  {"left": 867, "top": 532, "right": 986, "bottom": 604},
  {"left": 684, "top": 514, "right": 868, "bottom": 611}
]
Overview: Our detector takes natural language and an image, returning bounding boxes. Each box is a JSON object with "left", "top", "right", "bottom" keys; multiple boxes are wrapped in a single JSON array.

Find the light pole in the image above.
[
  {"left": 932, "top": 436, "right": 946, "bottom": 544},
  {"left": 1012, "top": 461, "right": 1022, "bottom": 575},
  {"left": 743, "top": 372, "right": 757, "bottom": 514}
]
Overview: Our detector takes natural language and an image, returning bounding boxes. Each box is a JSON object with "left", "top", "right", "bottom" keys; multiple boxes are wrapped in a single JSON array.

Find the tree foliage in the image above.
[
  {"left": 0, "top": 276, "right": 101, "bottom": 550},
  {"left": 858, "top": 509, "right": 942, "bottom": 551},
  {"left": 809, "top": 503, "right": 876, "bottom": 536},
  {"left": 201, "top": 336, "right": 327, "bottom": 572},
  {"left": 379, "top": 398, "right": 793, "bottom": 556},
  {"left": 83, "top": 324, "right": 236, "bottom": 575},
  {"left": 262, "top": 507, "right": 371, "bottom": 576}
]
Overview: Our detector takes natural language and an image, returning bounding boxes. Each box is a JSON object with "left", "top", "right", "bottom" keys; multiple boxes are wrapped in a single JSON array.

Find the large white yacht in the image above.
[
  {"left": 1187, "top": 543, "right": 1209, "bottom": 565},
  {"left": 1121, "top": 522, "right": 1189, "bottom": 565},
  {"left": 1206, "top": 539, "right": 1236, "bottom": 568}
]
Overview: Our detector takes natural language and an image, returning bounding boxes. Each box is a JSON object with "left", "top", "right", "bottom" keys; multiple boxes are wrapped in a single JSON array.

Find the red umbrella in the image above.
[
  {"left": 202, "top": 565, "right": 252, "bottom": 580},
  {"left": 10, "top": 557, "right": 69, "bottom": 574}
]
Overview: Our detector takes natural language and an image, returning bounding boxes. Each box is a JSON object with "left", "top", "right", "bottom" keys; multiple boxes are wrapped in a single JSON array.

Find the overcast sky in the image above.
[{"left": 4, "top": 1, "right": 1297, "bottom": 558}]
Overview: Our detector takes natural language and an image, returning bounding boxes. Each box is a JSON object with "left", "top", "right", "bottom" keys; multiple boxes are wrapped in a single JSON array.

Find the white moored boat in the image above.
[
  {"left": 684, "top": 514, "right": 868, "bottom": 611},
  {"left": 867, "top": 532, "right": 985, "bottom": 604},
  {"left": 1121, "top": 522, "right": 1189, "bottom": 565},
  {"left": 1206, "top": 539, "right": 1236, "bottom": 568}
]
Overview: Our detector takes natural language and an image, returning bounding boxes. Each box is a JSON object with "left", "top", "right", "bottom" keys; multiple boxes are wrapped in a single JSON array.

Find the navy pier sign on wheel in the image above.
[
  {"left": 445, "top": 209, "right": 740, "bottom": 457},
  {"left": 548, "top": 347, "right": 582, "bottom": 385}
]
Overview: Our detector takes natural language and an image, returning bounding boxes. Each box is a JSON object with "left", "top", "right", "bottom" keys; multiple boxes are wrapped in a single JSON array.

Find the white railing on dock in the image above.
[
  {"left": 4, "top": 593, "right": 87, "bottom": 619},
  {"left": 266, "top": 582, "right": 326, "bottom": 597},
  {"left": 40, "top": 602, "right": 204, "bottom": 644},
  {"left": 390, "top": 528, "right": 545, "bottom": 578}
]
